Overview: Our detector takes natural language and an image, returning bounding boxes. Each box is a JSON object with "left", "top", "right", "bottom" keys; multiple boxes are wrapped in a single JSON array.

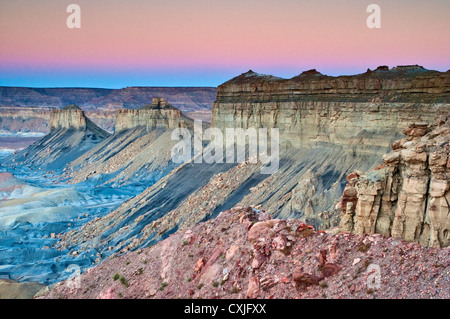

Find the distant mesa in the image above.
[
  {"left": 392, "top": 64, "right": 426, "bottom": 71},
  {"left": 0, "top": 87, "right": 217, "bottom": 113},
  {"left": 115, "top": 97, "right": 193, "bottom": 133},
  {"left": 50, "top": 104, "right": 109, "bottom": 138},
  {"left": 7, "top": 104, "right": 110, "bottom": 169},
  {"left": 375, "top": 65, "right": 389, "bottom": 71}
]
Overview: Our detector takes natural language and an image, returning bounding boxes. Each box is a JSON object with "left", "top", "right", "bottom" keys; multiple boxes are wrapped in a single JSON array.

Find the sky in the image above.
[{"left": 0, "top": 0, "right": 449, "bottom": 88}]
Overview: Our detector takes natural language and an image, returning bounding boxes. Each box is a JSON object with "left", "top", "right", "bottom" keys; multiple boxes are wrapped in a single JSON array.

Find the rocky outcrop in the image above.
[
  {"left": 50, "top": 105, "right": 88, "bottom": 130},
  {"left": 0, "top": 86, "right": 216, "bottom": 135},
  {"left": 5, "top": 105, "right": 109, "bottom": 169},
  {"left": 64, "top": 98, "right": 196, "bottom": 186},
  {"left": 212, "top": 67, "right": 450, "bottom": 150},
  {"left": 114, "top": 97, "right": 193, "bottom": 132},
  {"left": 49, "top": 104, "right": 110, "bottom": 138},
  {"left": 38, "top": 207, "right": 450, "bottom": 299},
  {"left": 0, "top": 106, "right": 120, "bottom": 135},
  {"left": 340, "top": 115, "right": 450, "bottom": 247}
]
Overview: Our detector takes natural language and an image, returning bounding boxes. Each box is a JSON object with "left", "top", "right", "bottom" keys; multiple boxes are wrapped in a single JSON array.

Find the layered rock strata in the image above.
[
  {"left": 64, "top": 98, "right": 196, "bottom": 186},
  {"left": 0, "top": 86, "right": 217, "bottom": 112},
  {"left": 55, "top": 67, "right": 450, "bottom": 263},
  {"left": 114, "top": 97, "right": 193, "bottom": 132},
  {"left": 212, "top": 67, "right": 450, "bottom": 150},
  {"left": 5, "top": 105, "right": 109, "bottom": 169},
  {"left": 0, "top": 106, "right": 51, "bottom": 134},
  {"left": 340, "top": 116, "right": 450, "bottom": 247}
]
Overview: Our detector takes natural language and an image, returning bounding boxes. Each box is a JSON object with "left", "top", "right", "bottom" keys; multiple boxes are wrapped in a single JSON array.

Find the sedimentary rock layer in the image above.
[
  {"left": 5, "top": 105, "right": 109, "bottom": 169},
  {"left": 114, "top": 97, "right": 193, "bottom": 132},
  {"left": 64, "top": 98, "right": 196, "bottom": 186},
  {"left": 0, "top": 106, "right": 51, "bottom": 134},
  {"left": 0, "top": 106, "right": 118, "bottom": 134},
  {"left": 0, "top": 86, "right": 217, "bottom": 112},
  {"left": 213, "top": 67, "right": 450, "bottom": 149},
  {"left": 340, "top": 116, "right": 450, "bottom": 247}
]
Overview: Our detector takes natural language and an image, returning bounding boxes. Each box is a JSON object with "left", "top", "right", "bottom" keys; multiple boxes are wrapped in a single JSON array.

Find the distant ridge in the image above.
[
  {"left": 0, "top": 87, "right": 217, "bottom": 113},
  {"left": 6, "top": 105, "right": 110, "bottom": 169}
]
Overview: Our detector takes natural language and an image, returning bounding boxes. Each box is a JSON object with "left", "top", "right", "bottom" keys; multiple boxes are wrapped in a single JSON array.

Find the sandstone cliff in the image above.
[
  {"left": 212, "top": 67, "right": 449, "bottom": 150},
  {"left": 0, "top": 106, "right": 118, "bottom": 135},
  {"left": 340, "top": 115, "right": 450, "bottom": 247},
  {"left": 64, "top": 98, "right": 196, "bottom": 186},
  {"left": 0, "top": 106, "right": 51, "bottom": 134},
  {"left": 5, "top": 105, "right": 109, "bottom": 169},
  {"left": 39, "top": 207, "right": 450, "bottom": 299},
  {"left": 0, "top": 86, "right": 216, "bottom": 135},
  {"left": 114, "top": 97, "right": 193, "bottom": 132}
]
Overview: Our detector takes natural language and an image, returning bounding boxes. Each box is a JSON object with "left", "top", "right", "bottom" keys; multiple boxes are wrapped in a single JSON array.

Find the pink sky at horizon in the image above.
[{"left": 0, "top": 0, "right": 449, "bottom": 87}]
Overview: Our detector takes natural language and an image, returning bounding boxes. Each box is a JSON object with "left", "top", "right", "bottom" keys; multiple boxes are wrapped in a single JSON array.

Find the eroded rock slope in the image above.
[
  {"left": 63, "top": 98, "right": 197, "bottom": 186},
  {"left": 340, "top": 115, "right": 450, "bottom": 247},
  {"left": 5, "top": 105, "right": 109, "bottom": 170}
]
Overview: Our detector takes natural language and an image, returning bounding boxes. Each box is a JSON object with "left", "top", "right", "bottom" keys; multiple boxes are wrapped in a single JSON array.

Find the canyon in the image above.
[
  {"left": 0, "top": 65, "right": 449, "bottom": 299},
  {"left": 56, "top": 66, "right": 449, "bottom": 260},
  {"left": 7, "top": 105, "right": 110, "bottom": 170}
]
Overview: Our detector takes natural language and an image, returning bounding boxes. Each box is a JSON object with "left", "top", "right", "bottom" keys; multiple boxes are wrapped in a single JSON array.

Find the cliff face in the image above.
[
  {"left": 215, "top": 67, "right": 448, "bottom": 102},
  {"left": 212, "top": 67, "right": 450, "bottom": 150},
  {"left": 64, "top": 98, "right": 196, "bottom": 186},
  {"left": 0, "top": 106, "right": 51, "bottom": 134},
  {"left": 340, "top": 115, "right": 450, "bottom": 247},
  {"left": 0, "top": 86, "right": 216, "bottom": 135},
  {"left": 50, "top": 105, "right": 87, "bottom": 130},
  {"left": 0, "top": 107, "right": 118, "bottom": 135},
  {"left": 40, "top": 207, "right": 450, "bottom": 299},
  {"left": 114, "top": 97, "right": 193, "bottom": 132},
  {"left": 5, "top": 105, "right": 109, "bottom": 169}
]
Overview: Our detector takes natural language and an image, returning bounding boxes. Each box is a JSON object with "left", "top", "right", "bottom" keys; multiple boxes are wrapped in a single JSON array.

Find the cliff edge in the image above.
[
  {"left": 5, "top": 105, "right": 109, "bottom": 170},
  {"left": 64, "top": 98, "right": 197, "bottom": 186},
  {"left": 340, "top": 114, "right": 450, "bottom": 247}
]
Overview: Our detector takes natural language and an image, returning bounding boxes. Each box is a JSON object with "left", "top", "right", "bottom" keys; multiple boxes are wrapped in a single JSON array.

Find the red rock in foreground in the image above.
[{"left": 38, "top": 207, "right": 449, "bottom": 299}]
